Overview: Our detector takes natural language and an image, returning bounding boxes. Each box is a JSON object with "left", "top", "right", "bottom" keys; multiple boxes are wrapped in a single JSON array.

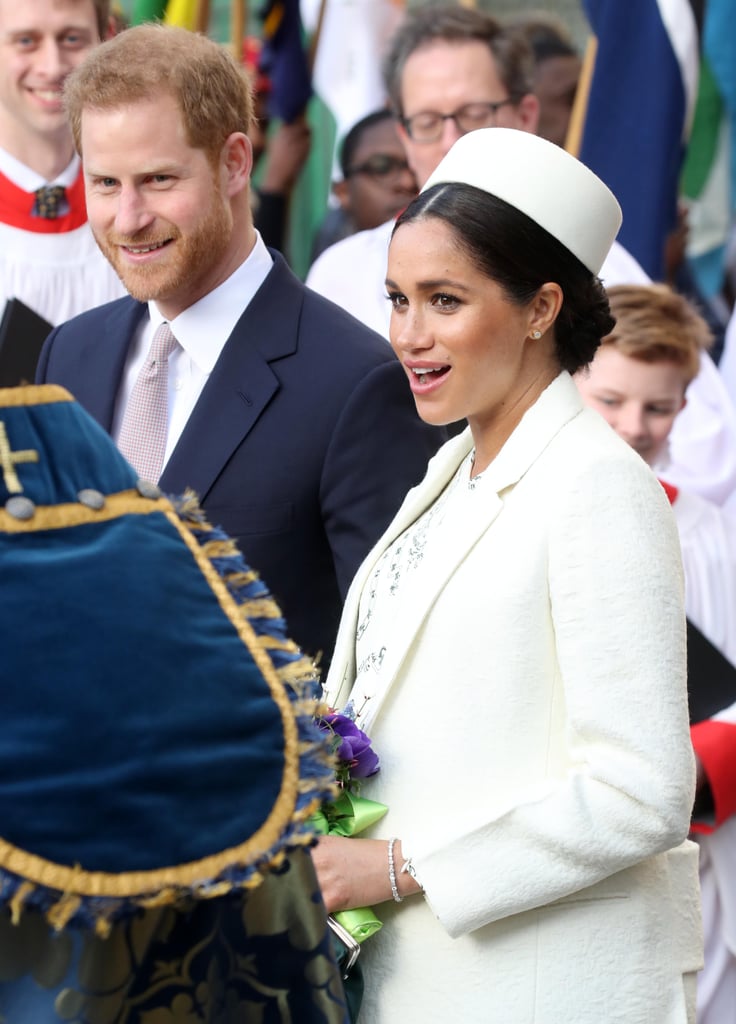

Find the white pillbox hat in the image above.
[{"left": 421, "top": 127, "right": 622, "bottom": 276}]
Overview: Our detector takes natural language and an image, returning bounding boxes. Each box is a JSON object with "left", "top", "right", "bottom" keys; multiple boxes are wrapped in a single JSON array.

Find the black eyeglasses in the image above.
[
  {"left": 401, "top": 100, "right": 515, "bottom": 143},
  {"left": 344, "top": 154, "right": 412, "bottom": 180}
]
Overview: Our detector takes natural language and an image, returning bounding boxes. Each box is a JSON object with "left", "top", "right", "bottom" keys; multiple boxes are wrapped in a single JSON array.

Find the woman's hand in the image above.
[{"left": 311, "top": 835, "right": 422, "bottom": 913}]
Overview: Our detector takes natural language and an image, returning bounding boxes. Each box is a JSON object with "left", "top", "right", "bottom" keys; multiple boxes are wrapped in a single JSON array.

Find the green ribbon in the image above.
[
  {"left": 312, "top": 790, "right": 387, "bottom": 838},
  {"left": 312, "top": 790, "right": 388, "bottom": 942},
  {"left": 334, "top": 904, "right": 383, "bottom": 942}
]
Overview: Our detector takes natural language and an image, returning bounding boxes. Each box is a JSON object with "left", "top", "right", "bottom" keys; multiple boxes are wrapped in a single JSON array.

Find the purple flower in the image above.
[{"left": 319, "top": 712, "right": 379, "bottom": 780}]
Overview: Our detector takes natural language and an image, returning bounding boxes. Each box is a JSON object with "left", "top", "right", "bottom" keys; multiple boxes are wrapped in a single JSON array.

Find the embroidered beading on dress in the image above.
[{"left": 353, "top": 450, "right": 484, "bottom": 728}]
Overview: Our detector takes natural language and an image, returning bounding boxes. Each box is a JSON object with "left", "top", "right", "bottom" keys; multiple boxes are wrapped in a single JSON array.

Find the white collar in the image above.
[
  {"left": 147, "top": 231, "right": 273, "bottom": 372},
  {"left": 0, "top": 147, "right": 80, "bottom": 191}
]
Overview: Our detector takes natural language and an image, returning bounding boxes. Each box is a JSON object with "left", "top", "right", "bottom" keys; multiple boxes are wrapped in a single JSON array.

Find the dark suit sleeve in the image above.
[
  {"left": 32, "top": 298, "right": 140, "bottom": 431},
  {"left": 35, "top": 326, "right": 59, "bottom": 383},
  {"left": 320, "top": 358, "right": 446, "bottom": 596}
]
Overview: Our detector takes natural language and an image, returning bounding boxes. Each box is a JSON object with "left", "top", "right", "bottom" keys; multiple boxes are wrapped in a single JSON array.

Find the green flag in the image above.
[{"left": 130, "top": 0, "right": 167, "bottom": 23}]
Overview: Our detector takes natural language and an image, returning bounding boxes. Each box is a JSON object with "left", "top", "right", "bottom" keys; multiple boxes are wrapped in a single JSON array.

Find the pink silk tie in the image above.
[{"left": 117, "top": 322, "right": 178, "bottom": 483}]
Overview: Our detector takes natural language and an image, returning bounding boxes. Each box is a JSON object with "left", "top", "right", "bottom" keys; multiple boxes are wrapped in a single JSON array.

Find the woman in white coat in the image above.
[{"left": 313, "top": 128, "right": 702, "bottom": 1023}]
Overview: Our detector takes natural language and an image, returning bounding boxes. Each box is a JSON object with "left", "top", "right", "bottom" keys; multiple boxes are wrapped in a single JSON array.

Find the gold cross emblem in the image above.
[{"left": 0, "top": 421, "right": 39, "bottom": 494}]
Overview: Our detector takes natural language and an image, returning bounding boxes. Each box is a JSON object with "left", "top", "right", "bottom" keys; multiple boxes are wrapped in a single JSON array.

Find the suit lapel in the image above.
[
  {"left": 73, "top": 299, "right": 146, "bottom": 431},
  {"left": 159, "top": 329, "right": 278, "bottom": 498},
  {"left": 160, "top": 254, "right": 301, "bottom": 500}
]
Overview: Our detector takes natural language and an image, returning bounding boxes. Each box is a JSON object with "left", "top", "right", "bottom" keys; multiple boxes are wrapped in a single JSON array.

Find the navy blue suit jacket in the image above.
[{"left": 37, "top": 253, "right": 445, "bottom": 670}]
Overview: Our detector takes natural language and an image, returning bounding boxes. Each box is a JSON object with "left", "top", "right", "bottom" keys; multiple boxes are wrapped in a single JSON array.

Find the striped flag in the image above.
[
  {"left": 681, "top": 0, "right": 736, "bottom": 298},
  {"left": 306, "top": 0, "right": 404, "bottom": 149},
  {"left": 129, "top": 0, "right": 199, "bottom": 28},
  {"left": 258, "top": 0, "right": 312, "bottom": 123},
  {"left": 164, "top": 0, "right": 201, "bottom": 30},
  {"left": 578, "top": 0, "right": 700, "bottom": 281}
]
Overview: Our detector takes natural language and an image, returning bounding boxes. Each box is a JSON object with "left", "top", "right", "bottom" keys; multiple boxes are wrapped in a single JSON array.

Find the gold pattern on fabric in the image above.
[{"left": 0, "top": 857, "right": 347, "bottom": 1023}]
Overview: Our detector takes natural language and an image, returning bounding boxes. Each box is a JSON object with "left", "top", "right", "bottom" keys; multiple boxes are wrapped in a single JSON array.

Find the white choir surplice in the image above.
[{"left": 0, "top": 149, "right": 125, "bottom": 327}]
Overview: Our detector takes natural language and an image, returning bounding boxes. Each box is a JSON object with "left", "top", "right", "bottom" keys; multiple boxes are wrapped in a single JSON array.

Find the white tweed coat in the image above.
[{"left": 324, "top": 372, "right": 702, "bottom": 1023}]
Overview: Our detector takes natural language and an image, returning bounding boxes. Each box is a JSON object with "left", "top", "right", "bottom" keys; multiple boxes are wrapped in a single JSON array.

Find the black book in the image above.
[
  {"left": 0, "top": 298, "right": 53, "bottom": 387},
  {"left": 687, "top": 618, "right": 736, "bottom": 724}
]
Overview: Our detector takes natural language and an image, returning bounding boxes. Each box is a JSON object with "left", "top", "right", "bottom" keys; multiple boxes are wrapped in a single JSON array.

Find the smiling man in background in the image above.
[{"left": 0, "top": 0, "right": 124, "bottom": 328}]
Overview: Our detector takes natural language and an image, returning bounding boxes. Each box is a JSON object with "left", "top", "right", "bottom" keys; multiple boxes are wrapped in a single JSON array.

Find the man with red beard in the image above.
[
  {"left": 0, "top": 0, "right": 124, "bottom": 327},
  {"left": 36, "top": 23, "right": 445, "bottom": 671}
]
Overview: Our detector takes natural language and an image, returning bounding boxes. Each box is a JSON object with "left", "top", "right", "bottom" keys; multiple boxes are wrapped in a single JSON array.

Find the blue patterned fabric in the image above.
[{"left": 0, "top": 852, "right": 349, "bottom": 1023}]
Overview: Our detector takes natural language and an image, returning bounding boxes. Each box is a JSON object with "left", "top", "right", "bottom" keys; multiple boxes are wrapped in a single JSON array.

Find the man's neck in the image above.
[{"left": 0, "top": 123, "right": 76, "bottom": 182}]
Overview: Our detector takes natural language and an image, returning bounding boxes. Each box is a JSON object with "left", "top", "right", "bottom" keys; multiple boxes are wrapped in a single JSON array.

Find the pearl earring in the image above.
[{"left": 531, "top": 329, "right": 542, "bottom": 339}]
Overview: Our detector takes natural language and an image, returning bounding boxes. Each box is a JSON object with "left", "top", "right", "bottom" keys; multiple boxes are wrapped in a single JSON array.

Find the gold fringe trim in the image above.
[
  {"left": 174, "top": 490, "right": 205, "bottom": 519},
  {"left": 220, "top": 570, "right": 260, "bottom": 587},
  {"left": 137, "top": 886, "right": 182, "bottom": 910},
  {"left": 9, "top": 881, "right": 34, "bottom": 925},
  {"left": 239, "top": 599, "right": 283, "bottom": 620},
  {"left": 46, "top": 892, "right": 82, "bottom": 932},
  {"left": 199, "top": 539, "right": 241, "bottom": 559},
  {"left": 7, "top": 830, "right": 319, "bottom": 934},
  {"left": 259, "top": 636, "right": 304, "bottom": 654}
]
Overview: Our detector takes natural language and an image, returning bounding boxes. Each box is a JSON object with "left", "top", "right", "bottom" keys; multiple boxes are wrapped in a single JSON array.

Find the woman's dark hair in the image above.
[{"left": 393, "top": 183, "right": 615, "bottom": 374}]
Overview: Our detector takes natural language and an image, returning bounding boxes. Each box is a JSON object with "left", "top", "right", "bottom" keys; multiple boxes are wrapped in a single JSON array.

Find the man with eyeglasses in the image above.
[
  {"left": 306, "top": 5, "right": 539, "bottom": 332},
  {"left": 306, "top": 3, "right": 645, "bottom": 336}
]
